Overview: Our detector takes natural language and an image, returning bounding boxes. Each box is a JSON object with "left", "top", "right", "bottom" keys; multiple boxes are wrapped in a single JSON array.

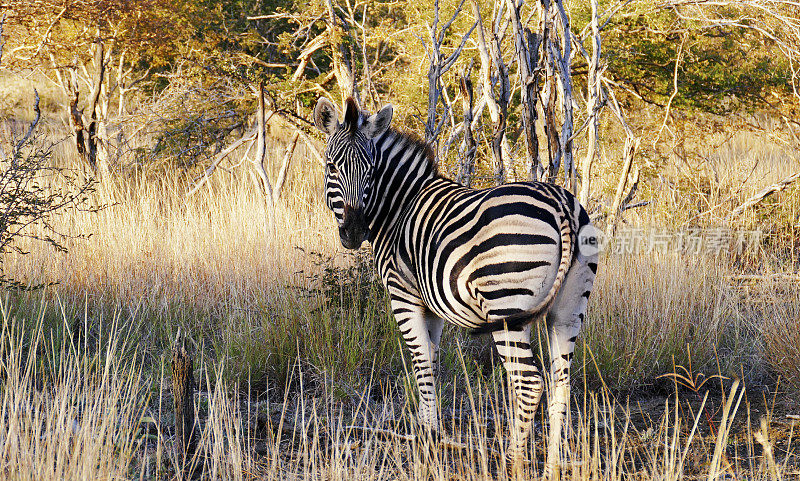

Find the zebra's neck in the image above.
[{"left": 365, "top": 129, "right": 439, "bottom": 246}]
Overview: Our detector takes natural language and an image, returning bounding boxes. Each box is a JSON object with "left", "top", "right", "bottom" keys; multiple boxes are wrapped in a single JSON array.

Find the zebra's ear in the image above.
[
  {"left": 313, "top": 98, "right": 339, "bottom": 136},
  {"left": 362, "top": 104, "right": 393, "bottom": 139}
]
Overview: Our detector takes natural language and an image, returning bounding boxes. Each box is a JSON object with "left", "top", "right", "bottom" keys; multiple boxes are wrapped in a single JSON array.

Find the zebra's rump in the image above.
[{"left": 407, "top": 181, "right": 577, "bottom": 330}]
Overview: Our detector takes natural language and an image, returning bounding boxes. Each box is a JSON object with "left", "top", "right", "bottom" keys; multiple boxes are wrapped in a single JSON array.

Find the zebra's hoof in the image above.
[
  {"left": 414, "top": 426, "right": 442, "bottom": 460},
  {"left": 503, "top": 455, "right": 527, "bottom": 480}
]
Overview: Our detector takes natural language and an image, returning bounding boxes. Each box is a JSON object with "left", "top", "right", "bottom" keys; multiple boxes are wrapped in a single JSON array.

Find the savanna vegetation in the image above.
[{"left": 0, "top": 0, "right": 799, "bottom": 479}]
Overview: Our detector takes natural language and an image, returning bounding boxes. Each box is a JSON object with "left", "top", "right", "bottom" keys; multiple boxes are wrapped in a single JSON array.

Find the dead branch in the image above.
[
  {"left": 420, "top": 0, "right": 477, "bottom": 155},
  {"left": 265, "top": 108, "right": 324, "bottom": 167},
  {"left": 473, "top": 0, "right": 509, "bottom": 183},
  {"left": 653, "top": 31, "right": 688, "bottom": 148},
  {"left": 186, "top": 128, "right": 258, "bottom": 197},
  {"left": 325, "top": 0, "right": 358, "bottom": 101},
  {"left": 253, "top": 81, "right": 276, "bottom": 224},
  {"left": 590, "top": 200, "right": 650, "bottom": 221},
  {"left": 274, "top": 131, "right": 301, "bottom": 201},
  {"left": 579, "top": 0, "right": 603, "bottom": 205},
  {"left": 552, "top": 0, "right": 576, "bottom": 189},
  {"left": 14, "top": 90, "right": 40, "bottom": 155},
  {"left": 727, "top": 171, "right": 800, "bottom": 219},
  {"left": 506, "top": 0, "right": 542, "bottom": 181},
  {"left": 439, "top": 95, "right": 488, "bottom": 160},
  {"left": 605, "top": 80, "right": 640, "bottom": 232},
  {"left": 0, "top": 13, "right": 5, "bottom": 66},
  {"left": 86, "top": 37, "right": 105, "bottom": 175}
]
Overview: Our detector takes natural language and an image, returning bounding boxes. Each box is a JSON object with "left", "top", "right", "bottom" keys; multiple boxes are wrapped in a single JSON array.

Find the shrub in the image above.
[{"left": 0, "top": 92, "right": 96, "bottom": 287}]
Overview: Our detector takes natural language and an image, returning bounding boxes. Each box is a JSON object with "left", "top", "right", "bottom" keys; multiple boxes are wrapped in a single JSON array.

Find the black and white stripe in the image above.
[{"left": 314, "top": 97, "right": 597, "bottom": 475}]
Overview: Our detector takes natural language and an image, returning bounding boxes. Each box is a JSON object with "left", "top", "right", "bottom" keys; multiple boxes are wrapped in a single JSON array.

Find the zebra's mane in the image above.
[{"left": 383, "top": 127, "right": 439, "bottom": 176}]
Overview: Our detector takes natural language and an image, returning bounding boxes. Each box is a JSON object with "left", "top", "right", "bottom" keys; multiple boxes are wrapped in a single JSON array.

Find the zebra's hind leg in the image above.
[
  {"left": 491, "top": 322, "right": 544, "bottom": 468},
  {"left": 543, "top": 255, "right": 597, "bottom": 479}
]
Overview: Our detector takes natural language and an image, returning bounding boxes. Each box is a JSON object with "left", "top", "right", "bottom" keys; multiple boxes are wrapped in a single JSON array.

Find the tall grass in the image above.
[
  {"left": 0, "top": 301, "right": 148, "bottom": 480},
  {"left": 0, "top": 119, "right": 798, "bottom": 478},
  {"left": 583, "top": 253, "right": 757, "bottom": 390},
  {"left": 1, "top": 130, "right": 796, "bottom": 393},
  {"left": 0, "top": 297, "right": 795, "bottom": 480}
]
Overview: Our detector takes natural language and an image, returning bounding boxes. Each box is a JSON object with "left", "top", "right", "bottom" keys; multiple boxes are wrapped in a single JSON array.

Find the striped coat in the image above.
[{"left": 314, "top": 97, "right": 597, "bottom": 477}]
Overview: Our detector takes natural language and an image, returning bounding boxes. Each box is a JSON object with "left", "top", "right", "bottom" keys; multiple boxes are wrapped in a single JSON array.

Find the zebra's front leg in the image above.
[
  {"left": 491, "top": 322, "right": 543, "bottom": 465},
  {"left": 389, "top": 295, "right": 443, "bottom": 432}
]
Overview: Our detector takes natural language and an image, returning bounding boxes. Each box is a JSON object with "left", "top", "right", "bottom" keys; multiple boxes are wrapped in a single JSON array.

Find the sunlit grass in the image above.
[
  {"left": 0, "top": 123, "right": 798, "bottom": 478},
  {"left": 1, "top": 298, "right": 797, "bottom": 480}
]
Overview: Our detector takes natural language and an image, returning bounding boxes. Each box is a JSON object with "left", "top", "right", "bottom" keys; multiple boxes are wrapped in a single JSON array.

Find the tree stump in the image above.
[{"left": 172, "top": 329, "right": 197, "bottom": 478}]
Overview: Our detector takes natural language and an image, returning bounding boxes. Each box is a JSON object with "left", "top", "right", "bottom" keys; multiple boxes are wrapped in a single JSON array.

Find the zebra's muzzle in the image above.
[{"left": 339, "top": 205, "right": 368, "bottom": 249}]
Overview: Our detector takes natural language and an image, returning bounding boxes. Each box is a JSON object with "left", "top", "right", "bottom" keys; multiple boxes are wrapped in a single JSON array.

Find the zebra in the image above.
[{"left": 313, "top": 96, "right": 598, "bottom": 476}]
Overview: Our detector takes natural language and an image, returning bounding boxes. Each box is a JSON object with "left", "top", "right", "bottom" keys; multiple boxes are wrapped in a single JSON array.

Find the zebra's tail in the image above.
[{"left": 470, "top": 217, "right": 573, "bottom": 335}]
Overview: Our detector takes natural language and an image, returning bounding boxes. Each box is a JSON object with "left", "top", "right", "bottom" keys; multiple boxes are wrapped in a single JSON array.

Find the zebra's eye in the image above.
[{"left": 327, "top": 162, "right": 338, "bottom": 175}]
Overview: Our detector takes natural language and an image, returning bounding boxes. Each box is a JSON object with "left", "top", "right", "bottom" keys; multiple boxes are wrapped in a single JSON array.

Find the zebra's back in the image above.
[{"left": 391, "top": 179, "right": 588, "bottom": 331}]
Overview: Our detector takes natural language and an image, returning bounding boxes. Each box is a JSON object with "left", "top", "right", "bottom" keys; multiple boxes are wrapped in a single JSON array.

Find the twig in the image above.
[
  {"left": 726, "top": 273, "right": 800, "bottom": 283},
  {"left": 590, "top": 200, "right": 650, "bottom": 222},
  {"left": 653, "top": 31, "right": 688, "bottom": 148},
  {"left": 0, "top": 13, "right": 6, "bottom": 66}
]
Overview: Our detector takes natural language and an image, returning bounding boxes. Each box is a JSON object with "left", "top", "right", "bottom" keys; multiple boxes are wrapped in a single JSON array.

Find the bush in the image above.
[{"left": 0, "top": 92, "right": 96, "bottom": 287}]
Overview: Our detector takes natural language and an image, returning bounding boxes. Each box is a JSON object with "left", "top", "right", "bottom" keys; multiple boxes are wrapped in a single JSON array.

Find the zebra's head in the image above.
[{"left": 313, "top": 97, "right": 393, "bottom": 249}]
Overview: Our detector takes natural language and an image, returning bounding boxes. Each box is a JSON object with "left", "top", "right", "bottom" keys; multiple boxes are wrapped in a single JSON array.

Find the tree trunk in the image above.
[
  {"left": 473, "top": 0, "right": 509, "bottom": 184},
  {"left": 86, "top": 38, "right": 106, "bottom": 176},
  {"left": 554, "top": 0, "right": 575, "bottom": 191},
  {"left": 457, "top": 66, "right": 477, "bottom": 187},
  {"left": 507, "top": 0, "right": 542, "bottom": 181},
  {"left": 324, "top": 0, "right": 358, "bottom": 102},
  {"left": 253, "top": 82, "right": 276, "bottom": 235},
  {"left": 274, "top": 131, "right": 300, "bottom": 201},
  {"left": 579, "top": 0, "right": 602, "bottom": 205}
]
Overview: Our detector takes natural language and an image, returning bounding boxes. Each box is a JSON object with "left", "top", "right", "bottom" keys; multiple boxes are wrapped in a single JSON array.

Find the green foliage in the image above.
[{"left": 572, "top": 2, "right": 796, "bottom": 114}]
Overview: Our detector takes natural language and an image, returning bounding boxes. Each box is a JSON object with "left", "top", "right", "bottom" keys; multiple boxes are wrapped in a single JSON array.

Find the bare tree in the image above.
[
  {"left": 474, "top": 0, "right": 511, "bottom": 184},
  {"left": 186, "top": 83, "right": 303, "bottom": 234},
  {"left": 605, "top": 81, "right": 640, "bottom": 232},
  {"left": 456, "top": 62, "right": 477, "bottom": 186},
  {"left": 577, "top": 0, "right": 605, "bottom": 205},
  {"left": 419, "top": 0, "right": 477, "bottom": 159},
  {"left": 252, "top": 81, "right": 276, "bottom": 228},
  {"left": 7, "top": 2, "right": 171, "bottom": 178},
  {"left": 506, "top": 0, "right": 543, "bottom": 181}
]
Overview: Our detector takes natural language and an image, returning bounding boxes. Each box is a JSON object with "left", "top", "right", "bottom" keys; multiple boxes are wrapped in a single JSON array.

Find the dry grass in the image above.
[
  {"left": 0, "top": 113, "right": 798, "bottom": 478},
  {"left": 760, "top": 287, "right": 800, "bottom": 394},
  {"left": 1, "top": 298, "right": 797, "bottom": 480}
]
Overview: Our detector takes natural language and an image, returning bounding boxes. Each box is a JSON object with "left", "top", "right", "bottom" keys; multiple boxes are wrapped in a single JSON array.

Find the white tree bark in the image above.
[
  {"left": 474, "top": 0, "right": 510, "bottom": 184},
  {"left": 506, "top": 0, "right": 542, "bottom": 182},
  {"left": 421, "top": 0, "right": 477, "bottom": 160},
  {"left": 553, "top": 0, "right": 575, "bottom": 191},
  {"left": 579, "top": 0, "right": 602, "bottom": 205},
  {"left": 253, "top": 82, "right": 276, "bottom": 233}
]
